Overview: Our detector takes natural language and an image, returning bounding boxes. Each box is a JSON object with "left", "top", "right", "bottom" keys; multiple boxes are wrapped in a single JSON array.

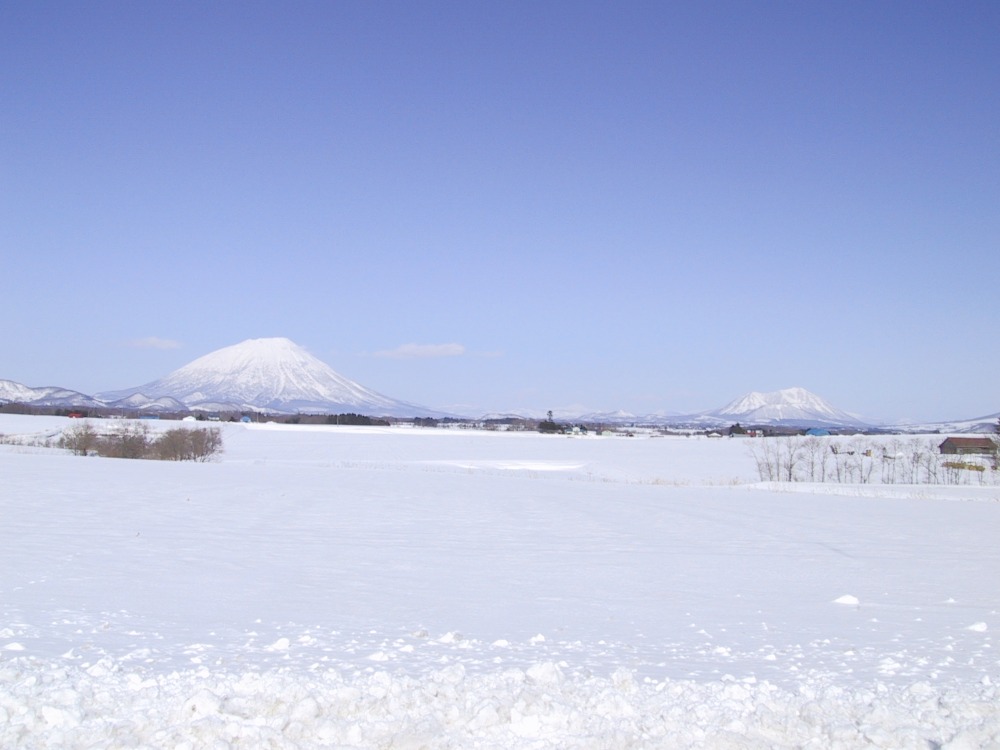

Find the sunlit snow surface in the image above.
[{"left": 2, "top": 416, "right": 999, "bottom": 747}]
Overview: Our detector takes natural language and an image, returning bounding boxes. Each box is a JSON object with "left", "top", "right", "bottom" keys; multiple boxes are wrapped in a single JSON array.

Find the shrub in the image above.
[
  {"left": 58, "top": 421, "right": 100, "bottom": 456},
  {"left": 103, "top": 421, "right": 151, "bottom": 459},
  {"left": 58, "top": 421, "right": 223, "bottom": 461},
  {"left": 942, "top": 461, "right": 986, "bottom": 472},
  {"left": 190, "top": 426, "right": 223, "bottom": 460}
]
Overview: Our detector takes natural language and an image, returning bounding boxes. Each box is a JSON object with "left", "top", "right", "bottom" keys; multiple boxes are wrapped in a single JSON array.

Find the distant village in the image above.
[{"left": 3, "top": 401, "right": 997, "bottom": 450}]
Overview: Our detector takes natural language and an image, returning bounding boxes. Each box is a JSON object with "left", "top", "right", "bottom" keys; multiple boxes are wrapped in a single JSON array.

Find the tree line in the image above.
[
  {"left": 749, "top": 435, "right": 999, "bottom": 485},
  {"left": 58, "top": 421, "right": 223, "bottom": 461}
]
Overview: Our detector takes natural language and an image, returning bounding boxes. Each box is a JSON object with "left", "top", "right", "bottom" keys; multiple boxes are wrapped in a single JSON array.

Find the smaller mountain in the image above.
[
  {"left": 576, "top": 409, "right": 642, "bottom": 423},
  {"left": 0, "top": 379, "right": 104, "bottom": 409},
  {"left": 109, "top": 393, "right": 188, "bottom": 412},
  {"left": 703, "top": 387, "right": 866, "bottom": 428},
  {"left": 479, "top": 412, "right": 538, "bottom": 421},
  {"left": 905, "top": 412, "right": 1000, "bottom": 435},
  {"left": 0, "top": 379, "right": 38, "bottom": 404},
  {"left": 479, "top": 392, "right": 864, "bottom": 428}
]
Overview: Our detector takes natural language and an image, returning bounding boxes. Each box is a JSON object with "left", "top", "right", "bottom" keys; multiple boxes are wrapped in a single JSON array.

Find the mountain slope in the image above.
[
  {"left": 0, "top": 379, "right": 104, "bottom": 409},
  {"left": 97, "top": 338, "right": 444, "bottom": 416}
]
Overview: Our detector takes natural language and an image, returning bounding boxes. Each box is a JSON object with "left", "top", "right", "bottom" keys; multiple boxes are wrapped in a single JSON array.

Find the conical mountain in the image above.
[
  {"left": 706, "top": 387, "right": 866, "bottom": 427},
  {"left": 98, "top": 338, "right": 442, "bottom": 416}
]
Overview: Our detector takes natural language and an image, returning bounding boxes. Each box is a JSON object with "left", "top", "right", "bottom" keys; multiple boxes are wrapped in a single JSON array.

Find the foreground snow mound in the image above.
[{"left": 3, "top": 658, "right": 999, "bottom": 749}]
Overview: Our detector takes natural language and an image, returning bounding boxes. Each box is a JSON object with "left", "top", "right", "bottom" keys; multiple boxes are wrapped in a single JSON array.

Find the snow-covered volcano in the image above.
[
  {"left": 705, "top": 387, "right": 866, "bottom": 427},
  {"left": 98, "top": 338, "right": 443, "bottom": 416}
]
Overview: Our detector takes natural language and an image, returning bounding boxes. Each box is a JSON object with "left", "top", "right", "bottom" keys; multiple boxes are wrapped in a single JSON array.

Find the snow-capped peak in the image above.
[
  {"left": 710, "top": 387, "right": 865, "bottom": 426},
  {"left": 97, "top": 338, "right": 442, "bottom": 416}
]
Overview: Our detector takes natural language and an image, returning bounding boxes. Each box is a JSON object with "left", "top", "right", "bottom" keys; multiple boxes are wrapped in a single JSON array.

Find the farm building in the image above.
[
  {"left": 805, "top": 428, "right": 831, "bottom": 436},
  {"left": 938, "top": 437, "right": 997, "bottom": 456}
]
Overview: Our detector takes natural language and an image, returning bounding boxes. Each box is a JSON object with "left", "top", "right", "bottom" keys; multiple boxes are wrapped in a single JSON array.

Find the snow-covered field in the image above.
[{"left": 2, "top": 415, "right": 999, "bottom": 748}]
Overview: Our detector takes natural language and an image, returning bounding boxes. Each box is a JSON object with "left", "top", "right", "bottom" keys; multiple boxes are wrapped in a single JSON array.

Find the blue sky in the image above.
[{"left": 2, "top": 1, "right": 998, "bottom": 422}]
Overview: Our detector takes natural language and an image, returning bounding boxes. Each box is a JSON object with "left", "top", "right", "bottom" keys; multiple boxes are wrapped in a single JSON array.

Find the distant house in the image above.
[
  {"left": 805, "top": 428, "right": 831, "bottom": 437},
  {"left": 938, "top": 437, "right": 997, "bottom": 456},
  {"left": 727, "top": 423, "right": 763, "bottom": 437}
]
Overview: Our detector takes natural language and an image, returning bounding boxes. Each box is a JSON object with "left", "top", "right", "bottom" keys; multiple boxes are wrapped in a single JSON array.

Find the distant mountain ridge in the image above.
[
  {"left": 2, "top": 345, "right": 995, "bottom": 429},
  {"left": 0, "top": 380, "right": 104, "bottom": 410},
  {"left": 491, "top": 388, "right": 868, "bottom": 429},
  {"left": 0, "top": 339, "right": 444, "bottom": 417}
]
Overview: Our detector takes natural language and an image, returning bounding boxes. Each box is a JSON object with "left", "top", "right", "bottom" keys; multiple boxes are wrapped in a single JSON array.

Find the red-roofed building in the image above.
[{"left": 938, "top": 437, "right": 997, "bottom": 456}]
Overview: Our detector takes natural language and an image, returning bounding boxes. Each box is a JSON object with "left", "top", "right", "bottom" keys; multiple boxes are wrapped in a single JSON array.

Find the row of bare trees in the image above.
[
  {"left": 749, "top": 436, "right": 999, "bottom": 485},
  {"left": 59, "top": 421, "right": 223, "bottom": 461}
]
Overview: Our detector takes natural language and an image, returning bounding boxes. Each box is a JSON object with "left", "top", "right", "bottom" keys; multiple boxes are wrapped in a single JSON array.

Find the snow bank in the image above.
[{"left": 3, "top": 658, "right": 999, "bottom": 749}]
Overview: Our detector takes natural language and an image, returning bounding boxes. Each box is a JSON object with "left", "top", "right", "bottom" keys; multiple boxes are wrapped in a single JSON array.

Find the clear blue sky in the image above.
[{"left": 2, "top": 1, "right": 997, "bottom": 422}]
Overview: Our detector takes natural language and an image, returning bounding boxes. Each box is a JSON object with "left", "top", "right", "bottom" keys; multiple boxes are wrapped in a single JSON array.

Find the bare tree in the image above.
[
  {"left": 846, "top": 437, "right": 876, "bottom": 484},
  {"left": 155, "top": 428, "right": 193, "bottom": 461},
  {"left": 59, "top": 421, "right": 99, "bottom": 456},
  {"left": 830, "top": 442, "right": 850, "bottom": 483},
  {"left": 993, "top": 418, "right": 1000, "bottom": 471},
  {"left": 155, "top": 427, "right": 223, "bottom": 461},
  {"left": 749, "top": 439, "right": 781, "bottom": 481},
  {"left": 922, "top": 445, "right": 940, "bottom": 484},
  {"left": 185, "top": 427, "right": 223, "bottom": 461},
  {"left": 104, "top": 421, "right": 150, "bottom": 459},
  {"left": 905, "top": 438, "right": 926, "bottom": 484},
  {"left": 881, "top": 439, "right": 903, "bottom": 484},
  {"left": 778, "top": 437, "right": 805, "bottom": 482},
  {"left": 801, "top": 436, "right": 828, "bottom": 482}
]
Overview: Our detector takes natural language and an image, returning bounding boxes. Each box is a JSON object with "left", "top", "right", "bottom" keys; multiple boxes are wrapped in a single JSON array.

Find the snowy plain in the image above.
[{"left": 2, "top": 414, "right": 999, "bottom": 748}]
